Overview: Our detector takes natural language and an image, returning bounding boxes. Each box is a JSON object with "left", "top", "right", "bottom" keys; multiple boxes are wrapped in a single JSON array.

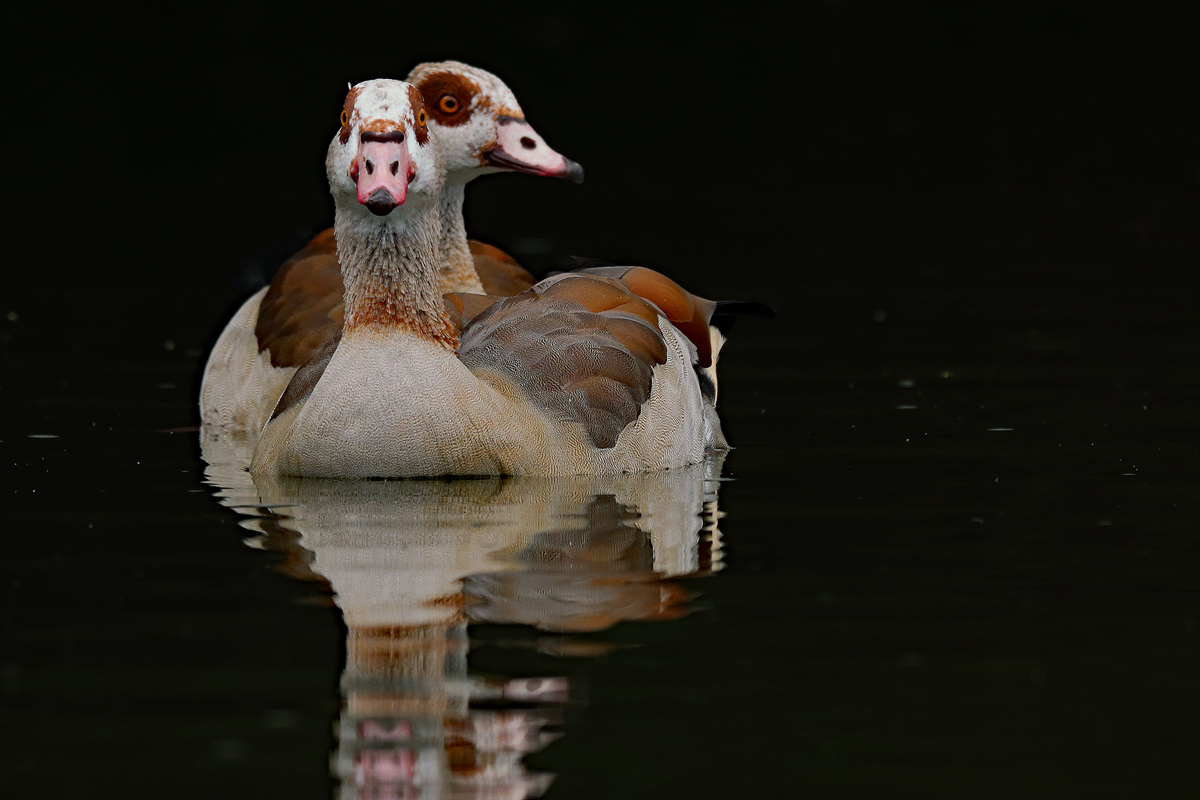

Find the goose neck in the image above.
[
  {"left": 437, "top": 176, "right": 483, "bottom": 294},
  {"left": 335, "top": 204, "right": 459, "bottom": 349}
]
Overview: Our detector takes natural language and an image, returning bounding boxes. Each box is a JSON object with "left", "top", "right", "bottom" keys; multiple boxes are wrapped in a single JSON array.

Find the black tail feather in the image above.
[
  {"left": 568, "top": 255, "right": 622, "bottom": 270},
  {"left": 710, "top": 300, "right": 776, "bottom": 336}
]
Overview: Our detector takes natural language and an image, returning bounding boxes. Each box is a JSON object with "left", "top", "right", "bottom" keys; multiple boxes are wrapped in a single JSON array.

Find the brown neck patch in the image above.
[
  {"left": 345, "top": 286, "right": 460, "bottom": 350},
  {"left": 414, "top": 71, "right": 481, "bottom": 128},
  {"left": 340, "top": 234, "right": 461, "bottom": 351}
]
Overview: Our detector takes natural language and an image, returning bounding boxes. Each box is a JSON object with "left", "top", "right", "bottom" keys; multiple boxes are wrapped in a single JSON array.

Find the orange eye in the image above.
[
  {"left": 340, "top": 109, "right": 348, "bottom": 127},
  {"left": 439, "top": 94, "right": 459, "bottom": 114},
  {"left": 417, "top": 108, "right": 427, "bottom": 127}
]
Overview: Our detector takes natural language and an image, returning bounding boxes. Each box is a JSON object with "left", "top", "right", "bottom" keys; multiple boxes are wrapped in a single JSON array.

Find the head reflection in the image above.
[{"left": 204, "top": 435, "right": 724, "bottom": 798}]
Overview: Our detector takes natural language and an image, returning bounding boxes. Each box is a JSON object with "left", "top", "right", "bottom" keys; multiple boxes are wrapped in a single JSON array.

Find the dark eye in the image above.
[{"left": 439, "top": 94, "right": 460, "bottom": 114}]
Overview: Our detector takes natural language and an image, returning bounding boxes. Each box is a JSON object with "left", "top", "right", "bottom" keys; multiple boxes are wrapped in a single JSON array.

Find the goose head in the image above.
[
  {"left": 326, "top": 79, "right": 445, "bottom": 225},
  {"left": 406, "top": 60, "right": 583, "bottom": 184}
]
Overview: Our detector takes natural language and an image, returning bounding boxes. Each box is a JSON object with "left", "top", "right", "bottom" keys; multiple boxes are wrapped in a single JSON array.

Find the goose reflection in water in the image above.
[{"left": 202, "top": 430, "right": 725, "bottom": 799}]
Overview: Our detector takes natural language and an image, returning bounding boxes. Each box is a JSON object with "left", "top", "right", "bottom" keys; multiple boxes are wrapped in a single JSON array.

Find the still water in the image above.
[
  {"left": 3, "top": 247, "right": 1198, "bottom": 798},
  {"left": 7, "top": 3, "right": 1199, "bottom": 795},
  {"left": 206, "top": 431, "right": 725, "bottom": 798}
]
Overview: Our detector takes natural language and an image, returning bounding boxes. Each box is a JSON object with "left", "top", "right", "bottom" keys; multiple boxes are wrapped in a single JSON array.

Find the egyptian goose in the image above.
[
  {"left": 201, "top": 61, "right": 580, "bottom": 431},
  {"left": 257, "top": 61, "right": 768, "bottom": 411},
  {"left": 248, "top": 79, "right": 727, "bottom": 477},
  {"left": 267, "top": 61, "right": 584, "bottom": 300}
]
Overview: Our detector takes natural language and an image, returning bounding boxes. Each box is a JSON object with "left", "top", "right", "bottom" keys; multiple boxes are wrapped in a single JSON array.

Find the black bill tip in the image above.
[{"left": 364, "top": 189, "right": 397, "bottom": 216}]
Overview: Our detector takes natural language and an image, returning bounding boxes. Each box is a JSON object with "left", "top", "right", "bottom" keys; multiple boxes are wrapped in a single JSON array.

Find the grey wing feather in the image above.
[{"left": 458, "top": 293, "right": 662, "bottom": 449}]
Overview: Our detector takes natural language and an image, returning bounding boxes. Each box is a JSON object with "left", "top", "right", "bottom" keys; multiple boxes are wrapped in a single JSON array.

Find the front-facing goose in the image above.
[
  {"left": 249, "top": 79, "right": 726, "bottom": 477},
  {"left": 201, "top": 61, "right": 580, "bottom": 432}
]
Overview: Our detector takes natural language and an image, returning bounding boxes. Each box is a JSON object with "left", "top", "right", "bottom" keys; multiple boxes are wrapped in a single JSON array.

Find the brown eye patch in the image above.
[
  {"left": 415, "top": 71, "right": 480, "bottom": 127},
  {"left": 338, "top": 86, "right": 361, "bottom": 144},
  {"left": 406, "top": 85, "right": 429, "bottom": 145}
]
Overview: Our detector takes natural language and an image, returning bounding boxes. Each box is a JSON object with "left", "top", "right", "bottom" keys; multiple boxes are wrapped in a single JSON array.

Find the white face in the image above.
[
  {"left": 405, "top": 61, "right": 583, "bottom": 184},
  {"left": 326, "top": 79, "right": 446, "bottom": 222}
]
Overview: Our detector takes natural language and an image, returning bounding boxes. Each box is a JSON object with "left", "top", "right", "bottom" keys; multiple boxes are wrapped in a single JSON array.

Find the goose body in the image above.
[
  {"left": 246, "top": 79, "right": 727, "bottom": 477},
  {"left": 200, "top": 61, "right": 579, "bottom": 431},
  {"left": 254, "top": 307, "right": 720, "bottom": 476}
]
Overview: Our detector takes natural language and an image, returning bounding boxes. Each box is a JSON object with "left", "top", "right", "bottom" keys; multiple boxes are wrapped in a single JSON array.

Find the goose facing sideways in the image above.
[
  {"left": 201, "top": 61, "right": 581, "bottom": 432},
  {"left": 409, "top": 59, "right": 584, "bottom": 294},
  {"left": 249, "top": 79, "right": 727, "bottom": 478}
]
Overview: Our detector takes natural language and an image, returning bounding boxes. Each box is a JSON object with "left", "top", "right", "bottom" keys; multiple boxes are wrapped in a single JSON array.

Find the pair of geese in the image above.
[{"left": 201, "top": 62, "right": 766, "bottom": 478}]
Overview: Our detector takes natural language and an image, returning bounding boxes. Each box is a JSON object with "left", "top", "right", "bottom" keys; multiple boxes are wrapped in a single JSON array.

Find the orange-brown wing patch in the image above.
[
  {"left": 457, "top": 276, "right": 668, "bottom": 448},
  {"left": 256, "top": 228, "right": 346, "bottom": 368},
  {"left": 573, "top": 265, "right": 719, "bottom": 367},
  {"left": 442, "top": 292, "right": 506, "bottom": 333},
  {"left": 468, "top": 240, "right": 536, "bottom": 296}
]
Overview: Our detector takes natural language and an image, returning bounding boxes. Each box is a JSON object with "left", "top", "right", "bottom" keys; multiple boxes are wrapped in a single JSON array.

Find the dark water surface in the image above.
[
  {"left": 5, "top": 245, "right": 1198, "bottom": 797},
  {"left": 5, "top": 4, "right": 1200, "bottom": 798}
]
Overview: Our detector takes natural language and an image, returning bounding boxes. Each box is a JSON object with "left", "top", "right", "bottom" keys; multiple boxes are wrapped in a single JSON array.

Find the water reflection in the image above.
[{"left": 202, "top": 428, "right": 724, "bottom": 798}]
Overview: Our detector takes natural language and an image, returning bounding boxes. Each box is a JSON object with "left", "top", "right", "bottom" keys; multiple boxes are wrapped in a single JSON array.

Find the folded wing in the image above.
[{"left": 458, "top": 274, "right": 671, "bottom": 449}]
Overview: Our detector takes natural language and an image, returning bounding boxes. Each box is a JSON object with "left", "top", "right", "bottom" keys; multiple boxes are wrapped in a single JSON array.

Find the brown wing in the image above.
[
  {"left": 255, "top": 228, "right": 345, "bottom": 368},
  {"left": 458, "top": 274, "right": 669, "bottom": 449},
  {"left": 442, "top": 292, "right": 508, "bottom": 332},
  {"left": 567, "top": 265, "right": 722, "bottom": 367},
  {"left": 468, "top": 240, "right": 537, "bottom": 296}
]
